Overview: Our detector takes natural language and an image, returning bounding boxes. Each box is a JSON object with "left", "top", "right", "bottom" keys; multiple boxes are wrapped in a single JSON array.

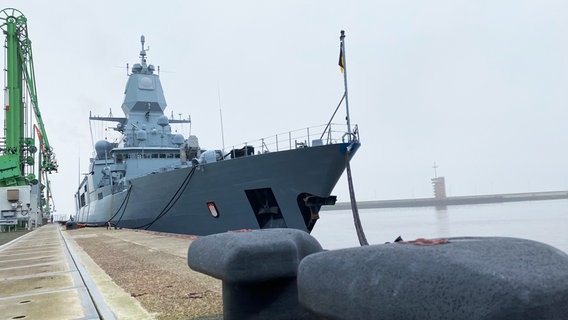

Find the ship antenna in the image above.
[
  {"left": 140, "top": 35, "right": 149, "bottom": 66},
  {"left": 218, "top": 85, "right": 226, "bottom": 152}
]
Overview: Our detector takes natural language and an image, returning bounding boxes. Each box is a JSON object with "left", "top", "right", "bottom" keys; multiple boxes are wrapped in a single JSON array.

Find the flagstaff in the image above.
[
  {"left": 339, "top": 30, "right": 368, "bottom": 246},
  {"left": 339, "top": 30, "right": 352, "bottom": 140}
]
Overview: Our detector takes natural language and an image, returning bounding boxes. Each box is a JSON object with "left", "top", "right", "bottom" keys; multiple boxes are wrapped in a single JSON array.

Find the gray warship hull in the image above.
[{"left": 76, "top": 142, "right": 358, "bottom": 235}]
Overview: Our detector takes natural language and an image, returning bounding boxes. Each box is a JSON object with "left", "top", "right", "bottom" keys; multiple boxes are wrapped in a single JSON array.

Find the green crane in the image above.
[{"left": 1, "top": 8, "right": 57, "bottom": 212}]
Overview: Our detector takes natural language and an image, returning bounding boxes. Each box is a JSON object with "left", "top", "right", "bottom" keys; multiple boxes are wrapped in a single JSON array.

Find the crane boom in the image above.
[{"left": 18, "top": 23, "right": 57, "bottom": 173}]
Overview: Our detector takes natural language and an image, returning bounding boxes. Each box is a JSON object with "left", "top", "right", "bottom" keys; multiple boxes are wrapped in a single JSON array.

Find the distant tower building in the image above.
[
  {"left": 432, "top": 177, "right": 447, "bottom": 198},
  {"left": 431, "top": 162, "right": 447, "bottom": 198}
]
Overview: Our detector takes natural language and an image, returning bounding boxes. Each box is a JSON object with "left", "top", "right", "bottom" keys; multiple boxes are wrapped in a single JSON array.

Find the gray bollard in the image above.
[
  {"left": 188, "top": 228, "right": 323, "bottom": 319},
  {"left": 65, "top": 221, "right": 77, "bottom": 230},
  {"left": 298, "top": 237, "right": 568, "bottom": 320}
]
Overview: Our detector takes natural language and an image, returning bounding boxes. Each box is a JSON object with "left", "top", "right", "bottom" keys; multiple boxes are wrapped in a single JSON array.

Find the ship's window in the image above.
[
  {"left": 175, "top": 154, "right": 180, "bottom": 158},
  {"left": 80, "top": 194, "right": 86, "bottom": 207},
  {"left": 116, "top": 154, "right": 123, "bottom": 163},
  {"left": 137, "top": 154, "right": 142, "bottom": 159},
  {"left": 98, "top": 192, "right": 103, "bottom": 200},
  {"left": 152, "top": 154, "right": 158, "bottom": 158},
  {"left": 160, "top": 154, "right": 166, "bottom": 158},
  {"left": 84, "top": 185, "right": 87, "bottom": 192},
  {"left": 167, "top": 154, "right": 173, "bottom": 158},
  {"left": 144, "top": 154, "right": 151, "bottom": 159}
]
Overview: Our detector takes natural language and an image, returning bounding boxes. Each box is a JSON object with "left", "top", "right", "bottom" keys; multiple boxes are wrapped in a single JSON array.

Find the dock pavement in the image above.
[{"left": 0, "top": 224, "right": 222, "bottom": 319}]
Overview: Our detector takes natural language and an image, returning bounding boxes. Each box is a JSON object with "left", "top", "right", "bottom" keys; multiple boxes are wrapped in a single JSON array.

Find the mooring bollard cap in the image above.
[
  {"left": 298, "top": 237, "right": 568, "bottom": 320},
  {"left": 188, "top": 228, "right": 322, "bottom": 283}
]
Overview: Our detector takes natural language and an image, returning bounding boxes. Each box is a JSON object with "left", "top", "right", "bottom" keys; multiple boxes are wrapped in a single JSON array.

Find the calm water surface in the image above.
[{"left": 313, "top": 199, "right": 568, "bottom": 253}]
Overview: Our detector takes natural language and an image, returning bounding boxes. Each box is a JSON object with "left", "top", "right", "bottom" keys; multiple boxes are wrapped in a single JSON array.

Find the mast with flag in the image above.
[
  {"left": 338, "top": 30, "right": 368, "bottom": 246},
  {"left": 339, "top": 30, "right": 353, "bottom": 141}
]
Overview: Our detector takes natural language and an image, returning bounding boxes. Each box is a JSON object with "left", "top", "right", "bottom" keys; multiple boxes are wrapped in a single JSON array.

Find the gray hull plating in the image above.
[{"left": 76, "top": 142, "right": 358, "bottom": 235}]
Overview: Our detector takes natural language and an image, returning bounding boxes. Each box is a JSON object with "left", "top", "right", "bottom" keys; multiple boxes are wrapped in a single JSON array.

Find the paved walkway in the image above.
[{"left": 0, "top": 224, "right": 151, "bottom": 320}]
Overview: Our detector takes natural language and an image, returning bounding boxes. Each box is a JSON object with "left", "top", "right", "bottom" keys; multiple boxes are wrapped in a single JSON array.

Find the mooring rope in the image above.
[
  {"left": 106, "top": 185, "right": 133, "bottom": 226},
  {"left": 133, "top": 165, "right": 197, "bottom": 230},
  {"left": 345, "top": 144, "right": 368, "bottom": 246}
]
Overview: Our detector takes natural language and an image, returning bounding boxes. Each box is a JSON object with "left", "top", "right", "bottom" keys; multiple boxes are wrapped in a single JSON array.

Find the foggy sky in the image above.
[{"left": 2, "top": 0, "right": 568, "bottom": 217}]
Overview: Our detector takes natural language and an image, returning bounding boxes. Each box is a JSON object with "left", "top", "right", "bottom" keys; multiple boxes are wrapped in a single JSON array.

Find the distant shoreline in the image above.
[{"left": 326, "top": 190, "right": 568, "bottom": 210}]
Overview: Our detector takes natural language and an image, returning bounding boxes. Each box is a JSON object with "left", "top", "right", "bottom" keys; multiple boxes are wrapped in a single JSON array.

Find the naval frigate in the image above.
[{"left": 74, "top": 36, "right": 360, "bottom": 235}]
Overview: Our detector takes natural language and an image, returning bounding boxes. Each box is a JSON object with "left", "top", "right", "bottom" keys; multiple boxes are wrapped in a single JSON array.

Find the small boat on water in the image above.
[{"left": 74, "top": 36, "right": 360, "bottom": 236}]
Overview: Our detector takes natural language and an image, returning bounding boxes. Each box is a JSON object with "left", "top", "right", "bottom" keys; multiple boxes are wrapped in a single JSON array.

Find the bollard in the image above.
[
  {"left": 298, "top": 237, "right": 568, "bottom": 320},
  {"left": 188, "top": 228, "right": 322, "bottom": 320},
  {"left": 65, "top": 221, "right": 77, "bottom": 230}
]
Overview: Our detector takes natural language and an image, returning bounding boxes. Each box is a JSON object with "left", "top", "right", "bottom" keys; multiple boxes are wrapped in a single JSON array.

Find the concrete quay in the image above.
[
  {"left": 0, "top": 224, "right": 222, "bottom": 319},
  {"left": 6, "top": 224, "right": 568, "bottom": 319},
  {"left": 0, "top": 224, "right": 151, "bottom": 319}
]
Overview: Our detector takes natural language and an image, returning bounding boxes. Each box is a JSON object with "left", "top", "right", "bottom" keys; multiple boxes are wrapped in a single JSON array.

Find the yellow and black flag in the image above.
[
  {"left": 338, "top": 30, "right": 346, "bottom": 73},
  {"left": 338, "top": 46, "right": 345, "bottom": 73}
]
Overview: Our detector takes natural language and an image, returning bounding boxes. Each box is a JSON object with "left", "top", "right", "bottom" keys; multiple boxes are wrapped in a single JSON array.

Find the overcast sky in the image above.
[{"left": 3, "top": 1, "right": 568, "bottom": 217}]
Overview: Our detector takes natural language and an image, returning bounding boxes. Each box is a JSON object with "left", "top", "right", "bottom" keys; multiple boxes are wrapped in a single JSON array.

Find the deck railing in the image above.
[{"left": 226, "top": 123, "right": 359, "bottom": 155}]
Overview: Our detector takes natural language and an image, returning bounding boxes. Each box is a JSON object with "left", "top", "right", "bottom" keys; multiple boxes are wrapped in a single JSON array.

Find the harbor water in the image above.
[{"left": 314, "top": 199, "right": 568, "bottom": 253}]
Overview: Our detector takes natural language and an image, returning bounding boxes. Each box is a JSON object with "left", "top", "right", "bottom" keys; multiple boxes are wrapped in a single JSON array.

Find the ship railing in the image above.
[{"left": 226, "top": 123, "right": 358, "bottom": 155}]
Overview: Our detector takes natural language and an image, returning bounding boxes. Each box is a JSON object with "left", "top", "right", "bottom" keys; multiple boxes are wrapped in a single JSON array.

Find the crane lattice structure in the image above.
[{"left": 1, "top": 8, "right": 57, "bottom": 217}]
